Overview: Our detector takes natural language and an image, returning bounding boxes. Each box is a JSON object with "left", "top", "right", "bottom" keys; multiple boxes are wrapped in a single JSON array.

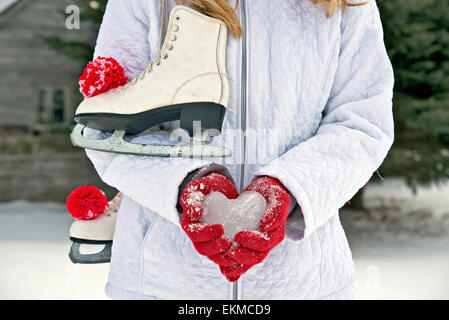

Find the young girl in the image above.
[{"left": 84, "top": 0, "right": 394, "bottom": 299}]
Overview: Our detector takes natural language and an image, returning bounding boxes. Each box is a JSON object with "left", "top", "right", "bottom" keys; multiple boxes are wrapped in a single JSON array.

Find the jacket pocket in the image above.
[
  {"left": 137, "top": 212, "right": 160, "bottom": 297},
  {"left": 316, "top": 215, "right": 355, "bottom": 297},
  {"left": 140, "top": 212, "right": 230, "bottom": 299},
  {"left": 107, "top": 196, "right": 158, "bottom": 294}
]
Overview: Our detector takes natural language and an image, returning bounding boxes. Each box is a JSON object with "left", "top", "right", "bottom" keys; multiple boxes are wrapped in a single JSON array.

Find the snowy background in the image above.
[{"left": 1, "top": 178, "right": 448, "bottom": 300}]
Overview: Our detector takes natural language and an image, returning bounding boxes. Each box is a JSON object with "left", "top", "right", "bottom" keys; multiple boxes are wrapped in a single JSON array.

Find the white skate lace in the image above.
[
  {"left": 105, "top": 192, "right": 124, "bottom": 215},
  {"left": 126, "top": 0, "right": 171, "bottom": 86}
]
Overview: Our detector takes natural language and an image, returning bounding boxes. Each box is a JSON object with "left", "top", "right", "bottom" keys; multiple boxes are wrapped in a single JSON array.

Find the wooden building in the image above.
[{"left": 0, "top": 0, "right": 96, "bottom": 131}]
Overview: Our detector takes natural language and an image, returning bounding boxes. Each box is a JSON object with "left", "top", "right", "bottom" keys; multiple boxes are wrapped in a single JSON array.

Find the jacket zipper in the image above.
[
  {"left": 232, "top": 0, "right": 248, "bottom": 301},
  {"left": 239, "top": 0, "right": 248, "bottom": 194}
]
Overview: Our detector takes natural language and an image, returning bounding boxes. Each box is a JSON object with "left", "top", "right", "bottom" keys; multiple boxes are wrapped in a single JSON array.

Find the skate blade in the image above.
[
  {"left": 70, "top": 124, "right": 232, "bottom": 158},
  {"left": 69, "top": 241, "right": 112, "bottom": 264}
]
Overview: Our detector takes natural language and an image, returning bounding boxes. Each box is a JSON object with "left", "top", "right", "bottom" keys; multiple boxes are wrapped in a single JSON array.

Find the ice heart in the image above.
[{"left": 202, "top": 191, "right": 267, "bottom": 241}]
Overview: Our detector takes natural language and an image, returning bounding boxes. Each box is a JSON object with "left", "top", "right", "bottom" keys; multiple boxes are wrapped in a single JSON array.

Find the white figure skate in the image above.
[
  {"left": 71, "top": 4, "right": 231, "bottom": 158},
  {"left": 69, "top": 193, "right": 123, "bottom": 264}
]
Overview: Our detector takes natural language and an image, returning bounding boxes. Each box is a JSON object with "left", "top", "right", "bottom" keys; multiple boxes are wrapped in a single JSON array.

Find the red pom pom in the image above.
[
  {"left": 79, "top": 57, "right": 128, "bottom": 98},
  {"left": 66, "top": 186, "right": 108, "bottom": 220}
]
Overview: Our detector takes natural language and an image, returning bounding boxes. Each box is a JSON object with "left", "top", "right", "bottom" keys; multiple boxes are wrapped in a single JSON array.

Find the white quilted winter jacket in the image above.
[{"left": 84, "top": 0, "right": 394, "bottom": 299}]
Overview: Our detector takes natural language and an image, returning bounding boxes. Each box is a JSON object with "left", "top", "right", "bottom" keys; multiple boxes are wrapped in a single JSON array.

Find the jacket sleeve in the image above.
[
  {"left": 93, "top": 0, "right": 151, "bottom": 79},
  {"left": 256, "top": 1, "right": 394, "bottom": 239},
  {"left": 83, "top": 0, "right": 211, "bottom": 226}
]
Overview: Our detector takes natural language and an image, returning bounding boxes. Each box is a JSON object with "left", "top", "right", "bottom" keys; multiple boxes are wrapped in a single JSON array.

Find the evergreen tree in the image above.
[{"left": 378, "top": 0, "right": 449, "bottom": 191}]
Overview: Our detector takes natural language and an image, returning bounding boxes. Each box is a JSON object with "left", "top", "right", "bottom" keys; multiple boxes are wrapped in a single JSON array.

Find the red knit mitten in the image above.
[
  {"left": 224, "top": 176, "right": 291, "bottom": 275},
  {"left": 181, "top": 175, "right": 291, "bottom": 282},
  {"left": 181, "top": 173, "right": 239, "bottom": 258}
]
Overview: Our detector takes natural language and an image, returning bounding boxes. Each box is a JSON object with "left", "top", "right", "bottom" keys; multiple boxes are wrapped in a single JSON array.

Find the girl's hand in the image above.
[
  {"left": 225, "top": 176, "right": 291, "bottom": 266},
  {"left": 180, "top": 173, "right": 239, "bottom": 256},
  {"left": 181, "top": 174, "right": 290, "bottom": 282},
  {"left": 244, "top": 176, "right": 291, "bottom": 233}
]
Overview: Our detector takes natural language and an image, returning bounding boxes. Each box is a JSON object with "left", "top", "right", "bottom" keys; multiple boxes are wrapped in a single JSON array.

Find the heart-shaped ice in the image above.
[{"left": 202, "top": 191, "right": 267, "bottom": 241}]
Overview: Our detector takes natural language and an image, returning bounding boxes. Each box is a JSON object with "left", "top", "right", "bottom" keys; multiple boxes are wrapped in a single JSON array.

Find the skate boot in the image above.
[
  {"left": 71, "top": 4, "right": 231, "bottom": 158},
  {"left": 69, "top": 193, "right": 123, "bottom": 264}
]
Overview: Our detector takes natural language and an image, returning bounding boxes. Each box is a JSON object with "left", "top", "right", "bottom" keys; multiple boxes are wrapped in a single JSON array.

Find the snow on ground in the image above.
[
  {"left": 0, "top": 178, "right": 448, "bottom": 300},
  {"left": 341, "top": 178, "right": 449, "bottom": 300},
  {"left": 351, "top": 238, "right": 449, "bottom": 300},
  {"left": 0, "top": 201, "right": 109, "bottom": 300}
]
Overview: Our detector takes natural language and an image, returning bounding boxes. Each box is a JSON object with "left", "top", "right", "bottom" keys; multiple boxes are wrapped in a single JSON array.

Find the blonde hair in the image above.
[
  {"left": 174, "top": 0, "right": 369, "bottom": 38},
  {"left": 313, "top": 0, "right": 370, "bottom": 17}
]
